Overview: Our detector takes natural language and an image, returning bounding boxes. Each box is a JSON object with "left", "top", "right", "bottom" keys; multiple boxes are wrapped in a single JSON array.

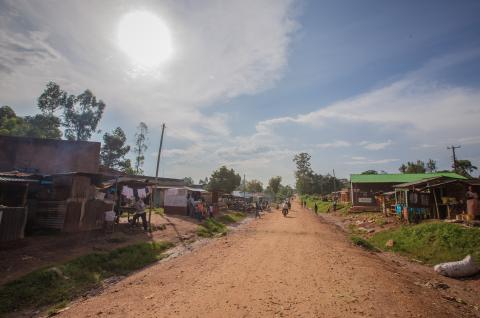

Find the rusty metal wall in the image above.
[
  {"left": 63, "top": 201, "right": 82, "bottom": 232},
  {"left": 0, "top": 207, "right": 27, "bottom": 242},
  {"left": 81, "top": 199, "right": 109, "bottom": 231},
  {"left": 36, "top": 201, "right": 66, "bottom": 230}
]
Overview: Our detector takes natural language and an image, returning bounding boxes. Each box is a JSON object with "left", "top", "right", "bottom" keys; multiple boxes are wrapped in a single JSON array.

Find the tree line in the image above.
[
  {"left": 0, "top": 82, "right": 149, "bottom": 174},
  {"left": 293, "top": 152, "right": 345, "bottom": 195},
  {"left": 362, "top": 158, "right": 477, "bottom": 178}
]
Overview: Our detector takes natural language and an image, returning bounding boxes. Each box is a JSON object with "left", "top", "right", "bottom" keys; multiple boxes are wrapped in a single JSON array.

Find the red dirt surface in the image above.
[{"left": 57, "top": 200, "right": 480, "bottom": 317}]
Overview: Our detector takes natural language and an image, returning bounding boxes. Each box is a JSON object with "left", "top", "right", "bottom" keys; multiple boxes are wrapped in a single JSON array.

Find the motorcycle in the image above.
[{"left": 282, "top": 207, "right": 289, "bottom": 217}]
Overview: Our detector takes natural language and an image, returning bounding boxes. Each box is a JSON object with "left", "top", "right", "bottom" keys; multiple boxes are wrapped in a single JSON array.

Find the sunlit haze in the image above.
[{"left": 117, "top": 11, "right": 173, "bottom": 68}]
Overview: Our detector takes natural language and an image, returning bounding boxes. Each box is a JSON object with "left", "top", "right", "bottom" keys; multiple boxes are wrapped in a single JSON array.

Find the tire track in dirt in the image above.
[{"left": 59, "top": 200, "right": 478, "bottom": 317}]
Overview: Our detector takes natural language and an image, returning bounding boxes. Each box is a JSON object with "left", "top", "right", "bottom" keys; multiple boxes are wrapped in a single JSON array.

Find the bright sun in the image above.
[{"left": 117, "top": 11, "right": 173, "bottom": 68}]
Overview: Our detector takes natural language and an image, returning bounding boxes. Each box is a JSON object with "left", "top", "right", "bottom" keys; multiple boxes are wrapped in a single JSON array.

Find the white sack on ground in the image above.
[{"left": 434, "top": 255, "right": 480, "bottom": 278}]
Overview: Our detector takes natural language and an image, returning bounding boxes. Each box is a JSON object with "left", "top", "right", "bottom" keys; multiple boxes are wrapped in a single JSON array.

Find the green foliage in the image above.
[
  {"left": 268, "top": 176, "right": 282, "bottom": 195},
  {"left": 100, "top": 127, "right": 131, "bottom": 172},
  {"left": 455, "top": 159, "right": 477, "bottom": 178},
  {"left": 245, "top": 179, "right": 263, "bottom": 193},
  {"left": 426, "top": 159, "right": 437, "bottom": 173},
  {"left": 197, "top": 218, "right": 227, "bottom": 237},
  {"left": 399, "top": 160, "right": 426, "bottom": 173},
  {"left": 207, "top": 166, "right": 241, "bottom": 193},
  {"left": 0, "top": 106, "right": 62, "bottom": 139},
  {"left": 0, "top": 242, "right": 173, "bottom": 315},
  {"left": 183, "top": 177, "right": 194, "bottom": 186},
  {"left": 351, "top": 236, "right": 377, "bottom": 251},
  {"left": 217, "top": 212, "right": 246, "bottom": 224},
  {"left": 369, "top": 222, "right": 480, "bottom": 264},
  {"left": 133, "top": 122, "right": 148, "bottom": 175},
  {"left": 63, "top": 89, "right": 106, "bottom": 141},
  {"left": 276, "top": 184, "right": 294, "bottom": 202},
  {"left": 37, "top": 81, "right": 66, "bottom": 114},
  {"left": 361, "top": 170, "right": 378, "bottom": 175}
]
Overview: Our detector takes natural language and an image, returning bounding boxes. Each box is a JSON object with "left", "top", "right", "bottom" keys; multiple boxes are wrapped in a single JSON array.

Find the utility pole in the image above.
[
  {"left": 243, "top": 173, "right": 246, "bottom": 212},
  {"left": 150, "top": 123, "right": 166, "bottom": 232},
  {"left": 447, "top": 145, "right": 461, "bottom": 172},
  {"left": 332, "top": 169, "right": 336, "bottom": 193}
]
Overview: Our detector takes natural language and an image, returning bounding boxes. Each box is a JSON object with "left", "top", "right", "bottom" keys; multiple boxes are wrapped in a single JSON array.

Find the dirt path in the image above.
[{"left": 59, "top": 200, "right": 478, "bottom": 317}]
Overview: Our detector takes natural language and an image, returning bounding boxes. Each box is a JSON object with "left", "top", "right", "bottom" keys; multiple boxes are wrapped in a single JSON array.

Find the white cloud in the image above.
[
  {"left": 359, "top": 140, "right": 392, "bottom": 150},
  {"left": 345, "top": 158, "right": 399, "bottom": 165},
  {"left": 316, "top": 140, "right": 351, "bottom": 148}
]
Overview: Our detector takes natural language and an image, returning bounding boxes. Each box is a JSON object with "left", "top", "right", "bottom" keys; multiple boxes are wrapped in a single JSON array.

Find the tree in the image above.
[
  {"left": 100, "top": 127, "right": 131, "bottom": 172},
  {"left": 277, "top": 184, "right": 294, "bottom": 201},
  {"left": 63, "top": 89, "right": 106, "bottom": 140},
  {"left": 455, "top": 160, "right": 477, "bottom": 178},
  {"left": 426, "top": 159, "right": 437, "bottom": 173},
  {"left": 133, "top": 122, "right": 148, "bottom": 175},
  {"left": 293, "top": 153, "right": 314, "bottom": 194},
  {"left": 0, "top": 105, "right": 61, "bottom": 139},
  {"left": 246, "top": 179, "right": 263, "bottom": 193},
  {"left": 399, "top": 161, "right": 426, "bottom": 173},
  {"left": 37, "top": 81, "right": 66, "bottom": 115},
  {"left": 183, "top": 177, "right": 194, "bottom": 186},
  {"left": 24, "top": 114, "right": 62, "bottom": 139},
  {"left": 199, "top": 177, "right": 209, "bottom": 185},
  {"left": 268, "top": 176, "right": 282, "bottom": 196},
  {"left": 361, "top": 170, "right": 378, "bottom": 175},
  {"left": 207, "top": 166, "right": 241, "bottom": 193}
]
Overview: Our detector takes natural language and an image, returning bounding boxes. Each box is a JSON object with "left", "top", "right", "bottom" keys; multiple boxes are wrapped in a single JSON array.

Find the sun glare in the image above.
[{"left": 117, "top": 11, "right": 173, "bottom": 68}]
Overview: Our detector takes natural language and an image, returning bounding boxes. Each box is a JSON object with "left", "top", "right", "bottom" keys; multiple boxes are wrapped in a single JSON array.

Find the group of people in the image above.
[{"left": 187, "top": 194, "right": 214, "bottom": 221}]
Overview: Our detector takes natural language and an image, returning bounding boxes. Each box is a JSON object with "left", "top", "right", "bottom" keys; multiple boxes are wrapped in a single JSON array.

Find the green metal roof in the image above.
[{"left": 350, "top": 172, "right": 466, "bottom": 183}]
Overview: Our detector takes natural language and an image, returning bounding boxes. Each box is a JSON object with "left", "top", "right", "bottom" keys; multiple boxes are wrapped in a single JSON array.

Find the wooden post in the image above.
[{"left": 432, "top": 188, "right": 440, "bottom": 219}]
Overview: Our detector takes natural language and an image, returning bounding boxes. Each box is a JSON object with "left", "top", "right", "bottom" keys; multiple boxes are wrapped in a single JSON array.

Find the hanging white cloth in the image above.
[
  {"left": 121, "top": 185, "right": 134, "bottom": 199},
  {"left": 138, "top": 188, "right": 147, "bottom": 199}
]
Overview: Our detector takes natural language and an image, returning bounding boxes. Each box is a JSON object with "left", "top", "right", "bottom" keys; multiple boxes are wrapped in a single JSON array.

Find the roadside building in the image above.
[{"left": 350, "top": 173, "right": 466, "bottom": 210}]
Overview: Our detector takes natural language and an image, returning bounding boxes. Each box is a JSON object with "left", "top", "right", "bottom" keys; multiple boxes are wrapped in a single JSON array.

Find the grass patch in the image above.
[
  {"left": 300, "top": 195, "right": 350, "bottom": 214},
  {"left": 369, "top": 222, "right": 480, "bottom": 265},
  {"left": 151, "top": 207, "right": 165, "bottom": 216},
  {"left": 217, "top": 212, "right": 246, "bottom": 224},
  {"left": 0, "top": 241, "right": 173, "bottom": 315},
  {"left": 350, "top": 236, "right": 377, "bottom": 251},
  {"left": 197, "top": 218, "right": 227, "bottom": 237}
]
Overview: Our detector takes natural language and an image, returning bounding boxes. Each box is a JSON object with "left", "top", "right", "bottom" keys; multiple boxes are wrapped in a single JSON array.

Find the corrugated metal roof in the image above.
[
  {"left": 0, "top": 177, "right": 39, "bottom": 183},
  {"left": 350, "top": 172, "right": 466, "bottom": 183}
]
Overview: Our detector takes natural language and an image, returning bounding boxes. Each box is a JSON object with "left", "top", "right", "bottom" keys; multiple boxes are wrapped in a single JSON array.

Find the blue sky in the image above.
[{"left": 1, "top": 0, "right": 480, "bottom": 185}]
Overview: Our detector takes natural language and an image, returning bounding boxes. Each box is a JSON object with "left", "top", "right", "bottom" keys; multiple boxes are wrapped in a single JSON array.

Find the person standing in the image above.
[
  {"left": 131, "top": 197, "right": 148, "bottom": 231},
  {"left": 314, "top": 202, "right": 318, "bottom": 214},
  {"left": 466, "top": 186, "right": 478, "bottom": 220}
]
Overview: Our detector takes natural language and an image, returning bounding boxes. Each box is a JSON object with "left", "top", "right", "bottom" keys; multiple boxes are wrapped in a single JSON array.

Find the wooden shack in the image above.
[{"left": 350, "top": 173, "right": 466, "bottom": 210}]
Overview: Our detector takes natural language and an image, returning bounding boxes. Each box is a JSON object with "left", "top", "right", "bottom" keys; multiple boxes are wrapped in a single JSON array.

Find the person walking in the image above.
[
  {"left": 255, "top": 201, "right": 261, "bottom": 218},
  {"left": 314, "top": 202, "right": 318, "bottom": 214}
]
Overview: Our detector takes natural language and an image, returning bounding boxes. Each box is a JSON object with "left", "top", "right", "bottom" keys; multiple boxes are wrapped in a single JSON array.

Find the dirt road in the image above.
[{"left": 60, "top": 200, "right": 478, "bottom": 317}]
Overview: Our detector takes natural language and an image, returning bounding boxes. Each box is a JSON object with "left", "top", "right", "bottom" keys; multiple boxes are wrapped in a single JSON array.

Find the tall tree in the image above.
[
  {"left": 246, "top": 179, "right": 263, "bottom": 193},
  {"left": 268, "top": 176, "right": 282, "bottom": 196},
  {"left": 100, "top": 127, "right": 132, "bottom": 172},
  {"left": 133, "top": 122, "right": 148, "bottom": 175},
  {"left": 455, "top": 160, "right": 477, "bottom": 178},
  {"left": 399, "top": 164, "right": 407, "bottom": 173},
  {"left": 207, "top": 166, "right": 241, "bottom": 193},
  {"left": 426, "top": 159, "right": 437, "bottom": 173},
  {"left": 293, "top": 152, "right": 314, "bottom": 194},
  {"left": 63, "top": 89, "right": 106, "bottom": 140},
  {"left": 37, "top": 81, "right": 66, "bottom": 115},
  {"left": 183, "top": 177, "right": 194, "bottom": 186}
]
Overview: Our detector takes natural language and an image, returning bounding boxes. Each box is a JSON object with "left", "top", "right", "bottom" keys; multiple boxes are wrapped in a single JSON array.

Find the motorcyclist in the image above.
[{"left": 282, "top": 200, "right": 289, "bottom": 216}]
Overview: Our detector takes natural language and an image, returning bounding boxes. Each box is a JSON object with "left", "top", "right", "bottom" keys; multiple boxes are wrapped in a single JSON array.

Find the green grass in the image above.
[
  {"left": 300, "top": 195, "right": 350, "bottom": 214},
  {"left": 217, "top": 212, "right": 246, "bottom": 224},
  {"left": 197, "top": 218, "right": 228, "bottom": 237},
  {"left": 369, "top": 222, "right": 480, "bottom": 265},
  {"left": 0, "top": 241, "right": 174, "bottom": 315},
  {"left": 152, "top": 207, "right": 165, "bottom": 216},
  {"left": 350, "top": 236, "right": 378, "bottom": 251}
]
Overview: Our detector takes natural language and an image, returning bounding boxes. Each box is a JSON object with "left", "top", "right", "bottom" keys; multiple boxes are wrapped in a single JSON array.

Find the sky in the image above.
[{"left": 1, "top": 0, "right": 480, "bottom": 185}]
